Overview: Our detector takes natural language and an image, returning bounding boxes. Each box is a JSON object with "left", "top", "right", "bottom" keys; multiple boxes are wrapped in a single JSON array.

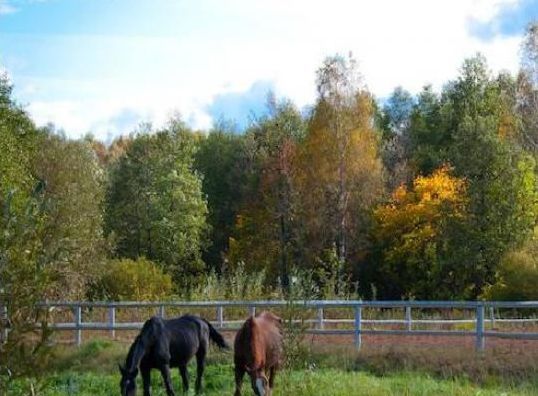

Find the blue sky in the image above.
[{"left": 0, "top": 0, "right": 537, "bottom": 140}]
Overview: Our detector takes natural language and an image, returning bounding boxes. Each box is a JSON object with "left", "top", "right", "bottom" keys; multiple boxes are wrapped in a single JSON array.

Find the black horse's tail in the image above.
[{"left": 203, "top": 319, "right": 229, "bottom": 349}]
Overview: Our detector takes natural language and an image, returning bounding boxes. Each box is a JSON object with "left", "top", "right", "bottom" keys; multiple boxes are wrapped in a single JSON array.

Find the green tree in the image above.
[
  {"left": 0, "top": 75, "right": 49, "bottom": 376},
  {"left": 517, "top": 21, "right": 538, "bottom": 154},
  {"left": 34, "top": 132, "right": 107, "bottom": 299},
  {"left": 382, "top": 86, "right": 415, "bottom": 137},
  {"left": 448, "top": 116, "right": 536, "bottom": 295},
  {"left": 105, "top": 120, "right": 208, "bottom": 280},
  {"left": 380, "top": 87, "right": 415, "bottom": 190},
  {"left": 227, "top": 98, "right": 306, "bottom": 287},
  {"left": 194, "top": 123, "right": 250, "bottom": 272},
  {"left": 404, "top": 55, "right": 537, "bottom": 296},
  {"left": 0, "top": 73, "right": 37, "bottom": 211},
  {"left": 407, "top": 85, "right": 445, "bottom": 174},
  {"left": 0, "top": 182, "right": 51, "bottom": 377}
]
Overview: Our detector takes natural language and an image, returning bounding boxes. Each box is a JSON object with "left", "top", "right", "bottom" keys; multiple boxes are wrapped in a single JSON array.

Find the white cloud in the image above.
[
  {"left": 0, "top": 0, "right": 17, "bottom": 15},
  {"left": 5, "top": 0, "right": 528, "bottom": 138}
]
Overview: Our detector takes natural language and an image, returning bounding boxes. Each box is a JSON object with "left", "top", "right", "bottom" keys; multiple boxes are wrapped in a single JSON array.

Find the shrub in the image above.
[
  {"left": 92, "top": 258, "right": 173, "bottom": 301},
  {"left": 483, "top": 235, "right": 538, "bottom": 301}
]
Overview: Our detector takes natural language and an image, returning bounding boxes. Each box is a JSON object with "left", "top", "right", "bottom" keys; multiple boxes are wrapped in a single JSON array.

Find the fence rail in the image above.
[{"left": 3, "top": 300, "right": 538, "bottom": 350}]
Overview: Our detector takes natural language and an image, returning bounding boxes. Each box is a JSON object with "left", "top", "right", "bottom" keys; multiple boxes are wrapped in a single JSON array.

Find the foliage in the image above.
[
  {"left": 449, "top": 116, "right": 536, "bottom": 295},
  {"left": 0, "top": 73, "right": 37, "bottom": 212},
  {"left": 105, "top": 121, "right": 209, "bottom": 281},
  {"left": 381, "top": 86, "right": 415, "bottom": 137},
  {"left": 185, "top": 262, "right": 267, "bottom": 301},
  {"left": 400, "top": 54, "right": 538, "bottom": 297},
  {"left": 194, "top": 124, "right": 250, "bottom": 272},
  {"left": 517, "top": 21, "right": 538, "bottom": 153},
  {"left": 0, "top": 184, "right": 52, "bottom": 380},
  {"left": 279, "top": 267, "right": 321, "bottom": 369},
  {"left": 2, "top": 35, "right": 538, "bottom": 362},
  {"left": 226, "top": 98, "right": 306, "bottom": 287},
  {"left": 87, "top": 135, "right": 132, "bottom": 167},
  {"left": 296, "top": 54, "right": 384, "bottom": 276},
  {"left": 0, "top": 77, "right": 106, "bottom": 377},
  {"left": 407, "top": 85, "right": 445, "bottom": 174},
  {"left": 91, "top": 258, "right": 173, "bottom": 301},
  {"left": 379, "top": 87, "right": 420, "bottom": 190},
  {"left": 443, "top": 57, "right": 537, "bottom": 295},
  {"left": 483, "top": 233, "right": 538, "bottom": 300},
  {"left": 369, "top": 166, "right": 467, "bottom": 299},
  {"left": 314, "top": 247, "right": 357, "bottom": 299},
  {"left": 35, "top": 133, "right": 107, "bottom": 300}
]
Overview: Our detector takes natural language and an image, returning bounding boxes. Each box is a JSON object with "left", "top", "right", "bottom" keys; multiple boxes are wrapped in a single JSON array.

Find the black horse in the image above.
[{"left": 119, "top": 315, "right": 229, "bottom": 396}]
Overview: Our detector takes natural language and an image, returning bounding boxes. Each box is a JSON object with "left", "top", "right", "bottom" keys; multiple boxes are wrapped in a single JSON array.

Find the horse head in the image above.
[{"left": 119, "top": 364, "right": 138, "bottom": 396}]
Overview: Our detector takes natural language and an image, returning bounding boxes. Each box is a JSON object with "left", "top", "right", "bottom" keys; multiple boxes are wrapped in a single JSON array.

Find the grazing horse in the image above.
[
  {"left": 234, "top": 311, "right": 283, "bottom": 396},
  {"left": 119, "top": 315, "right": 228, "bottom": 396}
]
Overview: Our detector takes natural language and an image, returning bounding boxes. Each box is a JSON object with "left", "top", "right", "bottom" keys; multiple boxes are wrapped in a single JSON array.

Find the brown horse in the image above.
[{"left": 234, "top": 311, "right": 283, "bottom": 396}]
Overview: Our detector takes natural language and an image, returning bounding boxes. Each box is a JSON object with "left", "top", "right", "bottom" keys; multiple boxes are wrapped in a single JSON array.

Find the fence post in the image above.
[
  {"left": 249, "top": 306, "right": 256, "bottom": 317},
  {"left": 489, "top": 306, "right": 495, "bottom": 328},
  {"left": 475, "top": 303, "right": 485, "bottom": 351},
  {"left": 74, "top": 305, "right": 82, "bottom": 347},
  {"left": 108, "top": 306, "right": 116, "bottom": 339},
  {"left": 405, "top": 306, "right": 412, "bottom": 331},
  {"left": 158, "top": 305, "right": 166, "bottom": 319},
  {"left": 217, "top": 305, "right": 224, "bottom": 329},
  {"left": 354, "top": 304, "right": 362, "bottom": 350},
  {"left": 317, "top": 307, "right": 324, "bottom": 330}
]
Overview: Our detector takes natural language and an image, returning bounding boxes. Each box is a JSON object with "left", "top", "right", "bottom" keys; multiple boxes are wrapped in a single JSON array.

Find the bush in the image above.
[
  {"left": 185, "top": 262, "right": 267, "bottom": 300},
  {"left": 483, "top": 236, "right": 538, "bottom": 301},
  {"left": 92, "top": 258, "right": 173, "bottom": 301}
]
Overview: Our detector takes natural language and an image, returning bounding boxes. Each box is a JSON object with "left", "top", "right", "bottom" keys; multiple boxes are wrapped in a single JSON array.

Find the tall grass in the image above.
[{"left": 181, "top": 261, "right": 357, "bottom": 302}]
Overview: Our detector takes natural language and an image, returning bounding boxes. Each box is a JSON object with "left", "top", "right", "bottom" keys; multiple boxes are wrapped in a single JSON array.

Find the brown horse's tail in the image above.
[{"left": 203, "top": 319, "right": 230, "bottom": 349}]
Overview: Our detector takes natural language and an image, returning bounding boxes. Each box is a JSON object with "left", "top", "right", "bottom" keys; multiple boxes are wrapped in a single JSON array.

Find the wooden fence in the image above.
[{"left": 3, "top": 300, "right": 538, "bottom": 351}]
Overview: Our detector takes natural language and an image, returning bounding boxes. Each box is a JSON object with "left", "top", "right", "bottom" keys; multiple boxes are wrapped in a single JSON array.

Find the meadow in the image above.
[{"left": 5, "top": 339, "right": 538, "bottom": 395}]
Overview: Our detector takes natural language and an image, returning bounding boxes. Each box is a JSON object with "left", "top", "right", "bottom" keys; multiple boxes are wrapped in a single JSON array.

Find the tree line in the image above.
[{"left": 2, "top": 24, "right": 538, "bottom": 321}]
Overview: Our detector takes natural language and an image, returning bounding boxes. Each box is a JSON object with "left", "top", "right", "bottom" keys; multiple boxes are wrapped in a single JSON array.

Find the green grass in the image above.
[
  {"left": 4, "top": 339, "right": 538, "bottom": 395},
  {"left": 7, "top": 365, "right": 537, "bottom": 396}
]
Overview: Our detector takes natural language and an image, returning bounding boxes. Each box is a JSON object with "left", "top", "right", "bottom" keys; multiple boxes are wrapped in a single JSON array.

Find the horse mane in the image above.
[
  {"left": 124, "top": 317, "right": 162, "bottom": 374},
  {"left": 246, "top": 316, "right": 263, "bottom": 372}
]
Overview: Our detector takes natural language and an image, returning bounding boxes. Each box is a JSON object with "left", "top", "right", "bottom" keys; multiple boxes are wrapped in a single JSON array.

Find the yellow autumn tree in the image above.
[
  {"left": 296, "top": 54, "right": 384, "bottom": 276},
  {"left": 370, "top": 166, "right": 467, "bottom": 299}
]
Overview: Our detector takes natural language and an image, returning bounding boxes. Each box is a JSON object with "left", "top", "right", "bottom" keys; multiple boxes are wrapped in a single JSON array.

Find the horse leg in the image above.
[
  {"left": 141, "top": 367, "right": 152, "bottom": 396},
  {"left": 234, "top": 366, "right": 245, "bottom": 396},
  {"left": 179, "top": 364, "right": 189, "bottom": 393},
  {"left": 268, "top": 367, "right": 277, "bottom": 396},
  {"left": 195, "top": 348, "right": 206, "bottom": 394},
  {"left": 159, "top": 364, "right": 176, "bottom": 396}
]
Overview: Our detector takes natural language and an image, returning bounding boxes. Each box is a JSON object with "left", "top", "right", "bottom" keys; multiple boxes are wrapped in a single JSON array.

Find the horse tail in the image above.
[{"left": 203, "top": 319, "right": 229, "bottom": 349}]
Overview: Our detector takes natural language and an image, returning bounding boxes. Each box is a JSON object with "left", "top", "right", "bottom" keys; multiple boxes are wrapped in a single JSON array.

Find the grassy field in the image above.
[
  {"left": 8, "top": 366, "right": 538, "bottom": 396},
  {"left": 4, "top": 339, "right": 538, "bottom": 395}
]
